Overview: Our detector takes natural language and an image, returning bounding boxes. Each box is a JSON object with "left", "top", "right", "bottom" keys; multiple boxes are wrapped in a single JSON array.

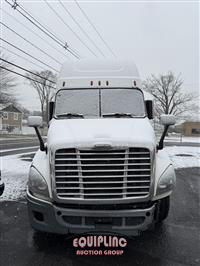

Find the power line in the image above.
[
  {"left": 44, "top": 0, "right": 97, "bottom": 58},
  {"left": 0, "top": 66, "right": 56, "bottom": 89},
  {"left": 67, "top": 46, "right": 81, "bottom": 59},
  {"left": 0, "top": 38, "right": 59, "bottom": 72},
  {"left": 5, "top": 0, "right": 79, "bottom": 59},
  {"left": 14, "top": 0, "right": 64, "bottom": 45},
  {"left": 1, "top": 7, "right": 70, "bottom": 60},
  {"left": 58, "top": 0, "right": 106, "bottom": 58},
  {"left": 74, "top": 0, "right": 117, "bottom": 58},
  {"left": 0, "top": 58, "right": 56, "bottom": 83},
  {"left": 1, "top": 22, "right": 62, "bottom": 65},
  {"left": 1, "top": 46, "right": 47, "bottom": 71},
  {"left": 5, "top": 0, "right": 80, "bottom": 59}
]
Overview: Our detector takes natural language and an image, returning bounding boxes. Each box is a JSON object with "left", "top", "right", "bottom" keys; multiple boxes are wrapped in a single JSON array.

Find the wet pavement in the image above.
[
  {"left": 0, "top": 138, "right": 39, "bottom": 157},
  {"left": 0, "top": 168, "right": 199, "bottom": 266}
]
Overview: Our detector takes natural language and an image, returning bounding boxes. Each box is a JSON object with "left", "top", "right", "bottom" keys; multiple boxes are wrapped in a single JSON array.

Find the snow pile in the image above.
[
  {"left": 0, "top": 155, "right": 31, "bottom": 201},
  {"left": 164, "top": 146, "right": 200, "bottom": 169}
]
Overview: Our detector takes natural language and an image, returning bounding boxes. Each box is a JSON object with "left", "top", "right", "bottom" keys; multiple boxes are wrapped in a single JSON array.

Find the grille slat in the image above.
[
  {"left": 56, "top": 180, "right": 150, "bottom": 184},
  {"left": 55, "top": 175, "right": 150, "bottom": 178},
  {"left": 54, "top": 147, "right": 151, "bottom": 200},
  {"left": 55, "top": 163, "right": 150, "bottom": 167},
  {"left": 56, "top": 186, "right": 150, "bottom": 190},
  {"left": 56, "top": 152, "right": 150, "bottom": 156},
  {"left": 55, "top": 157, "right": 149, "bottom": 161},
  {"left": 56, "top": 192, "right": 148, "bottom": 196},
  {"left": 55, "top": 169, "right": 150, "bottom": 173}
]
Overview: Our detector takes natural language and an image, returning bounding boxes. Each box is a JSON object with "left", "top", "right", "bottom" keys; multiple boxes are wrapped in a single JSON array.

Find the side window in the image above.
[
  {"left": 3, "top": 112, "right": 8, "bottom": 120},
  {"left": 2, "top": 124, "right": 8, "bottom": 130},
  {"left": 14, "top": 113, "right": 18, "bottom": 120},
  {"left": 191, "top": 128, "right": 200, "bottom": 134}
]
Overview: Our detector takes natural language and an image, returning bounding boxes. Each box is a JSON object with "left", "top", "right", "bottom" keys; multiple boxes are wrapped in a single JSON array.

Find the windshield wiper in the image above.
[
  {"left": 102, "top": 113, "right": 135, "bottom": 118},
  {"left": 56, "top": 113, "right": 84, "bottom": 118}
]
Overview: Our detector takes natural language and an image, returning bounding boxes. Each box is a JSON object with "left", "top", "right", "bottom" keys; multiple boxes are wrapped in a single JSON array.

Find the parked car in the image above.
[{"left": 0, "top": 170, "right": 4, "bottom": 196}]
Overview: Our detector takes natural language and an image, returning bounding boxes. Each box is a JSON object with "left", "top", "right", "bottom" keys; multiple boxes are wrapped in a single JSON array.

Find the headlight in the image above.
[
  {"left": 156, "top": 164, "right": 176, "bottom": 196},
  {"left": 28, "top": 167, "right": 50, "bottom": 201}
]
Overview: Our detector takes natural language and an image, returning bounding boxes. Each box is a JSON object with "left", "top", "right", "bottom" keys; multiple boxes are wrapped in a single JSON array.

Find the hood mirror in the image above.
[
  {"left": 27, "top": 116, "right": 46, "bottom": 152},
  {"left": 158, "top": 114, "right": 176, "bottom": 150},
  {"left": 160, "top": 114, "right": 175, "bottom": 126},
  {"left": 28, "top": 116, "right": 42, "bottom": 127}
]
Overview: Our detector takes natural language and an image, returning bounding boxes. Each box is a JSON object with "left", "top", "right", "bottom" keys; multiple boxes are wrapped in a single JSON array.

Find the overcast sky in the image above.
[{"left": 1, "top": 0, "right": 199, "bottom": 111}]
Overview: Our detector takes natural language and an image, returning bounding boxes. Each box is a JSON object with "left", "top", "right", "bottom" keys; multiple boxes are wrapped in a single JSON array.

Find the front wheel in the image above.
[{"left": 156, "top": 196, "right": 170, "bottom": 223}]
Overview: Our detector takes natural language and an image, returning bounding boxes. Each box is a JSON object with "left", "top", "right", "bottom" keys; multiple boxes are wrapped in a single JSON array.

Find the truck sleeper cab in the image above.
[{"left": 27, "top": 60, "right": 176, "bottom": 235}]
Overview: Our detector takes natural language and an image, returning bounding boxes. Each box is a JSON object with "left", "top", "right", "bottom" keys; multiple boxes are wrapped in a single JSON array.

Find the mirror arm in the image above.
[
  {"left": 34, "top": 126, "right": 46, "bottom": 152},
  {"left": 157, "top": 125, "right": 169, "bottom": 150}
]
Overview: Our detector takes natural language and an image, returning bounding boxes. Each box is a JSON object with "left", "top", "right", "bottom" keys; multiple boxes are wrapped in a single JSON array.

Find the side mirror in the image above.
[
  {"left": 145, "top": 100, "right": 153, "bottom": 119},
  {"left": 48, "top": 102, "right": 54, "bottom": 122},
  {"left": 157, "top": 114, "right": 176, "bottom": 150},
  {"left": 28, "top": 116, "right": 42, "bottom": 127},
  {"left": 27, "top": 116, "right": 46, "bottom": 152},
  {"left": 160, "top": 114, "right": 175, "bottom": 126}
]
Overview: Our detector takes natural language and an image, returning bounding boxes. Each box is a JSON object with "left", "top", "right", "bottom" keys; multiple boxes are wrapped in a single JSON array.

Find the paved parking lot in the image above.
[{"left": 0, "top": 167, "right": 199, "bottom": 266}]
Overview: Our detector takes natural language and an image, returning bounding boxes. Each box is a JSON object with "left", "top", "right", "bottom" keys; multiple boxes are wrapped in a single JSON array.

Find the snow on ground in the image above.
[
  {"left": 165, "top": 135, "right": 200, "bottom": 143},
  {"left": 0, "top": 155, "right": 31, "bottom": 201},
  {"left": 0, "top": 146, "right": 199, "bottom": 201},
  {"left": 164, "top": 146, "right": 200, "bottom": 169}
]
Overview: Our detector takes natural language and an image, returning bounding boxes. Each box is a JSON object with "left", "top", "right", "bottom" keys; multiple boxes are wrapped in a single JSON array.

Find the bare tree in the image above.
[
  {"left": 142, "top": 72, "right": 198, "bottom": 117},
  {"left": 26, "top": 70, "right": 56, "bottom": 122},
  {"left": 0, "top": 51, "right": 17, "bottom": 104}
]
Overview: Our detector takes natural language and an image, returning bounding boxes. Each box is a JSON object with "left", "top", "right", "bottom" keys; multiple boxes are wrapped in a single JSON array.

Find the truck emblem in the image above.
[{"left": 93, "top": 144, "right": 112, "bottom": 150}]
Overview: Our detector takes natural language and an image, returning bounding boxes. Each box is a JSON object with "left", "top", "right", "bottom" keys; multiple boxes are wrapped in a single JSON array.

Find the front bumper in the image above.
[
  {"left": 27, "top": 190, "right": 156, "bottom": 236},
  {"left": 0, "top": 181, "right": 4, "bottom": 196}
]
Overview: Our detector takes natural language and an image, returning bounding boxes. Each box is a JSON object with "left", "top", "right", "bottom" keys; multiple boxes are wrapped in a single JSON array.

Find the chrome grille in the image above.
[{"left": 54, "top": 147, "right": 151, "bottom": 200}]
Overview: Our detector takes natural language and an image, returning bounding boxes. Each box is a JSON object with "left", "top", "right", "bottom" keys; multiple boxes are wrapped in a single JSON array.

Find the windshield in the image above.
[{"left": 55, "top": 88, "right": 146, "bottom": 118}]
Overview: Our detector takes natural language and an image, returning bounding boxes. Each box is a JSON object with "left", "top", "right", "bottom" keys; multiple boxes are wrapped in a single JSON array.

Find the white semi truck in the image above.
[{"left": 27, "top": 60, "right": 176, "bottom": 235}]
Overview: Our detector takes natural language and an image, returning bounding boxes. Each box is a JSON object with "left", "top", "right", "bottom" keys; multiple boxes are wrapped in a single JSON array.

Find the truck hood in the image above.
[{"left": 48, "top": 118, "right": 156, "bottom": 152}]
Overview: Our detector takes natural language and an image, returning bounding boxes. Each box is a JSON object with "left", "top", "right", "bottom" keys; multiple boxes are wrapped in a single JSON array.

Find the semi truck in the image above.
[{"left": 27, "top": 60, "right": 176, "bottom": 235}]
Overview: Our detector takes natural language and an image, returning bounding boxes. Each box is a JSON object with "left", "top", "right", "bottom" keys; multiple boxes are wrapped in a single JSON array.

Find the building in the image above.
[
  {"left": 0, "top": 104, "right": 23, "bottom": 134},
  {"left": 175, "top": 121, "right": 200, "bottom": 136}
]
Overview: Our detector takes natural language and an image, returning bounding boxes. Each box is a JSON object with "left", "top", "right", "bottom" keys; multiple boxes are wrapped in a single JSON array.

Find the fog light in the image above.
[{"left": 33, "top": 211, "right": 44, "bottom": 222}]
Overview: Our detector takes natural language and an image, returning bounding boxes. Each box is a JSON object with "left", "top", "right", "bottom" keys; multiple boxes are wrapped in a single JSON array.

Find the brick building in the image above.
[
  {"left": 0, "top": 104, "right": 23, "bottom": 133},
  {"left": 175, "top": 121, "right": 200, "bottom": 136}
]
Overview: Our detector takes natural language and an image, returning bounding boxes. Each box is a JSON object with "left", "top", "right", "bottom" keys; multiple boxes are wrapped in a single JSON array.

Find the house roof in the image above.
[
  {"left": 0, "top": 104, "right": 7, "bottom": 110},
  {"left": 183, "top": 120, "right": 200, "bottom": 124},
  {"left": 0, "top": 104, "right": 22, "bottom": 113},
  {"left": 176, "top": 120, "right": 200, "bottom": 128}
]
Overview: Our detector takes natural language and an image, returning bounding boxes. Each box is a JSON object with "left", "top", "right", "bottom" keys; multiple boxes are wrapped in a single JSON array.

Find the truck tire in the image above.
[{"left": 157, "top": 196, "right": 170, "bottom": 223}]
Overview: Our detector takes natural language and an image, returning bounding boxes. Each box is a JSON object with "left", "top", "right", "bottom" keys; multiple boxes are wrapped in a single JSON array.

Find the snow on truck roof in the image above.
[
  {"left": 59, "top": 59, "right": 140, "bottom": 78},
  {"left": 57, "top": 59, "right": 141, "bottom": 88},
  {"left": 56, "top": 59, "right": 153, "bottom": 100}
]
